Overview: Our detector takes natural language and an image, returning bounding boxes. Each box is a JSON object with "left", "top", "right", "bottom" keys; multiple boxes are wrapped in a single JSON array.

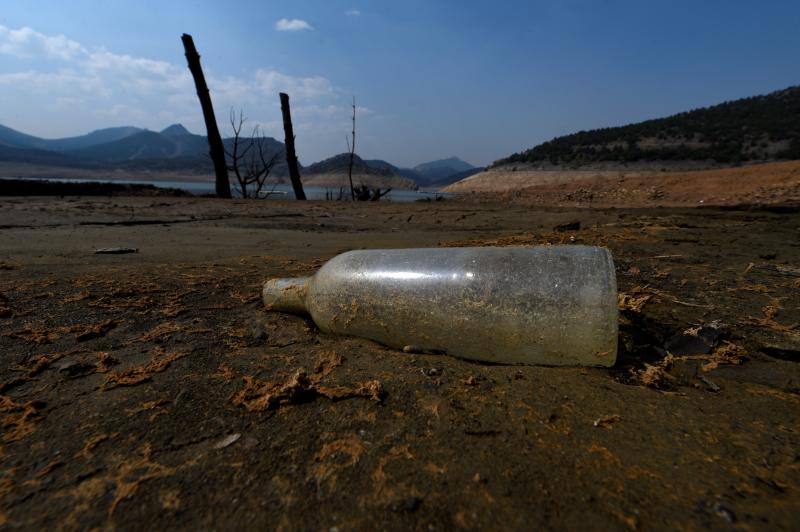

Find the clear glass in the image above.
[{"left": 263, "top": 246, "right": 618, "bottom": 366}]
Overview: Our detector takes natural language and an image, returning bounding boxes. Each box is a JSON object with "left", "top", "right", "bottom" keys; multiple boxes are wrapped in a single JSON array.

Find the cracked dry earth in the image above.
[{"left": 0, "top": 196, "right": 799, "bottom": 530}]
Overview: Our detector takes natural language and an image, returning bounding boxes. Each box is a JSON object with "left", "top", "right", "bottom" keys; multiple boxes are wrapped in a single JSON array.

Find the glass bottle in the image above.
[{"left": 263, "top": 246, "right": 617, "bottom": 366}]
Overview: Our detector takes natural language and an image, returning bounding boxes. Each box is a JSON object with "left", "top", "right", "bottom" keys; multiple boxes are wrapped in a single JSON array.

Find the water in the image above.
[{"left": 5, "top": 177, "right": 456, "bottom": 202}]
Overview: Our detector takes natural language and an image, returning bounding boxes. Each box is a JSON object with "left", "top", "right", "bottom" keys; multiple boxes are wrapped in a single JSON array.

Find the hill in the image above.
[
  {"left": 0, "top": 144, "right": 83, "bottom": 166},
  {"left": 431, "top": 166, "right": 484, "bottom": 187},
  {"left": 304, "top": 153, "right": 392, "bottom": 176},
  {"left": 413, "top": 157, "right": 476, "bottom": 185},
  {"left": 70, "top": 130, "right": 181, "bottom": 162},
  {"left": 445, "top": 160, "right": 800, "bottom": 207},
  {"left": 363, "top": 159, "right": 425, "bottom": 183},
  {"left": 495, "top": 86, "right": 800, "bottom": 167},
  {"left": 302, "top": 153, "right": 418, "bottom": 190},
  {"left": 0, "top": 124, "right": 143, "bottom": 152}
]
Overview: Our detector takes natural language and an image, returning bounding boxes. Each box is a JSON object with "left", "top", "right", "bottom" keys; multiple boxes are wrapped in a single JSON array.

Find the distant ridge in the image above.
[
  {"left": 0, "top": 124, "right": 144, "bottom": 152},
  {"left": 0, "top": 121, "right": 474, "bottom": 188},
  {"left": 363, "top": 159, "right": 425, "bottom": 183},
  {"left": 413, "top": 157, "right": 475, "bottom": 184},
  {"left": 0, "top": 122, "right": 287, "bottom": 176},
  {"left": 495, "top": 86, "right": 800, "bottom": 167}
]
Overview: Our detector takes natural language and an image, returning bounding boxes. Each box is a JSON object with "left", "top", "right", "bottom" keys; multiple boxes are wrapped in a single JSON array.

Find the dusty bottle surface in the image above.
[{"left": 263, "top": 246, "right": 618, "bottom": 367}]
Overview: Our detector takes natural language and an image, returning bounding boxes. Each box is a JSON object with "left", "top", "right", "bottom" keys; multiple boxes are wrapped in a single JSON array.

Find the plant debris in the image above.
[
  {"left": 103, "top": 347, "right": 188, "bottom": 390},
  {"left": 1, "top": 397, "right": 46, "bottom": 442},
  {"left": 231, "top": 351, "right": 382, "bottom": 412},
  {"left": 593, "top": 414, "right": 622, "bottom": 428},
  {"left": 618, "top": 288, "right": 653, "bottom": 313},
  {"left": 74, "top": 319, "right": 118, "bottom": 341}
]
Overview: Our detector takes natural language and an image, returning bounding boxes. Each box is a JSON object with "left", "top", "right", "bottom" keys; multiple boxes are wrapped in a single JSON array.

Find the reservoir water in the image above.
[{"left": 6, "top": 177, "right": 455, "bottom": 202}]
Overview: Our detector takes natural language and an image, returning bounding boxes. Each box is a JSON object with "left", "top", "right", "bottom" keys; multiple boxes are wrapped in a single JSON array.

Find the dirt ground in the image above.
[
  {"left": 446, "top": 160, "right": 800, "bottom": 208},
  {"left": 0, "top": 196, "right": 799, "bottom": 530}
]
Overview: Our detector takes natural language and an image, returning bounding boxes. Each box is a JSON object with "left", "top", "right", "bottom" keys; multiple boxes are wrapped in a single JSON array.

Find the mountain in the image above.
[
  {"left": 0, "top": 123, "right": 143, "bottom": 152},
  {"left": 0, "top": 121, "right": 459, "bottom": 189},
  {"left": 495, "top": 86, "right": 800, "bottom": 168},
  {"left": 44, "top": 127, "right": 144, "bottom": 151},
  {"left": 413, "top": 157, "right": 476, "bottom": 185},
  {"left": 70, "top": 130, "right": 180, "bottom": 162},
  {"left": 0, "top": 122, "right": 290, "bottom": 176},
  {"left": 0, "top": 124, "right": 48, "bottom": 149},
  {"left": 363, "top": 159, "right": 425, "bottom": 183},
  {"left": 160, "top": 124, "right": 192, "bottom": 137},
  {"left": 429, "top": 166, "right": 484, "bottom": 187},
  {"left": 0, "top": 144, "right": 83, "bottom": 166},
  {"left": 68, "top": 125, "right": 217, "bottom": 162}
]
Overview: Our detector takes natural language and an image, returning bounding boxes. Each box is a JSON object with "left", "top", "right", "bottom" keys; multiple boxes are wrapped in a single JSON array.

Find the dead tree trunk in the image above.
[
  {"left": 347, "top": 97, "right": 356, "bottom": 201},
  {"left": 279, "top": 92, "right": 307, "bottom": 200},
  {"left": 181, "top": 33, "right": 231, "bottom": 199}
]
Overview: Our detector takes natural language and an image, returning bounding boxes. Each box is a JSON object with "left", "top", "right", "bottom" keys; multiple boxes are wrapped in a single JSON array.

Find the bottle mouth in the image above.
[{"left": 262, "top": 277, "right": 310, "bottom": 314}]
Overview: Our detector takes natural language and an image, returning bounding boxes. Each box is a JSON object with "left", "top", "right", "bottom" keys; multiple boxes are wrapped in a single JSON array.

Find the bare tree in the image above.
[
  {"left": 346, "top": 96, "right": 356, "bottom": 200},
  {"left": 342, "top": 96, "right": 391, "bottom": 202},
  {"left": 353, "top": 184, "right": 392, "bottom": 201},
  {"left": 181, "top": 34, "right": 231, "bottom": 198},
  {"left": 279, "top": 92, "right": 307, "bottom": 200},
  {"left": 225, "top": 109, "right": 279, "bottom": 199}
]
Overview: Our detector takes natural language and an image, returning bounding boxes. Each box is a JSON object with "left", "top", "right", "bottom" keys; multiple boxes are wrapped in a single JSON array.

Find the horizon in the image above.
[{"left": 1, "top": 0, "right": 799, "bottom": 167}]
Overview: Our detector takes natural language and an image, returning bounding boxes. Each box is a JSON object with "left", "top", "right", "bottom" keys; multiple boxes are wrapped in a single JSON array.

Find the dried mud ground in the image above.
[{"left": 0, "top": 196, "right": 799, "bottom": 531}]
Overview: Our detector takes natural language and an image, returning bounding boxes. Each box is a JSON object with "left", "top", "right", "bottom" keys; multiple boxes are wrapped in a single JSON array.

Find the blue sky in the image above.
[{"left": 0, "top": 0, "right": 798, "bottom": 167}]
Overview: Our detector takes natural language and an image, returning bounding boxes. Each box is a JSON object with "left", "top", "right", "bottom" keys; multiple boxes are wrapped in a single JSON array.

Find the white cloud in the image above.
[
  {"left": 275, "top": 18, "right": 313, "bottom": 31},
  {"left": 0, "top": 24, "right": 371, "bottom": 162},
  {"left": 253, "top": 69, "right": 333, "bottom": 100},
  {"left": 294, "top": 104, "right": 373, "bottom": 119},
  {"left": 0, "top": 69, "right": 110, "bottom": 97},
  {"left": 0, "top": 25, "right": 86, "bottom": 60},
  {"left": 346, "top": 9, "right": 361, "bottom": 16}
]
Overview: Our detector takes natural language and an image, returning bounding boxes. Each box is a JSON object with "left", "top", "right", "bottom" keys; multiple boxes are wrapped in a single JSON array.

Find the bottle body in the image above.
[{"left": 264, "top": 246, "right": 618, "bottom": 367}]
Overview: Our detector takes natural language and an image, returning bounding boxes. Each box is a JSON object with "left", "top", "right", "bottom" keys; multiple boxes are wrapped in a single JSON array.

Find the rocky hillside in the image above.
[{"left": 496, "top": 86, "right": 800, "bottom": 167}]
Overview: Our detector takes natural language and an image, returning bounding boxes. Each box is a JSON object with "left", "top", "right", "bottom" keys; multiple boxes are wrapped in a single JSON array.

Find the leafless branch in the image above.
[
  {"left": 226, "top": 108, "right": 278, "bottom": 198},
  {"left": 347, "top": 96, "right": 356, "bottom": 201}
]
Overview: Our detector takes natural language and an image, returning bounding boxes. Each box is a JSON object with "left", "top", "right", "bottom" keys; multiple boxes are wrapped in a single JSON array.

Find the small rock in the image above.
[
  {"left": 665, "top": 324, "right": 725, "bottom": 356},
  {"left": 58, "top": 360, "right": 97, "bottom": 378},
  {"left": 94, "top": 247, "right": 138, "bottom": 254},
  {"left": 391, "top": 496, "right": 422, "bottom": 513},
  {"left": 554, "top": 221, "right": 581, "bottom": 232},
  {"left": 699, "top": 376, "right": 721, "bottom": 393},
  {"left": 713, "top": 502, "right": 736, "bottom": 523},
  {"left": 593, "top": 414, "right": 621, "bottom": 428},
  {"left": 239, "top": 436, "right": 260, "bottom": 449},
  {"left": 213, "top": 433, "right": 241, "bottom": 449}
]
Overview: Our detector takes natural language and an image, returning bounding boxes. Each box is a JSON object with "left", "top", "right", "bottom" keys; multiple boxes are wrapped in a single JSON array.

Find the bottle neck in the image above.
[{"left": 262, "top": 277, "right": 309, "bottom": 314}]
